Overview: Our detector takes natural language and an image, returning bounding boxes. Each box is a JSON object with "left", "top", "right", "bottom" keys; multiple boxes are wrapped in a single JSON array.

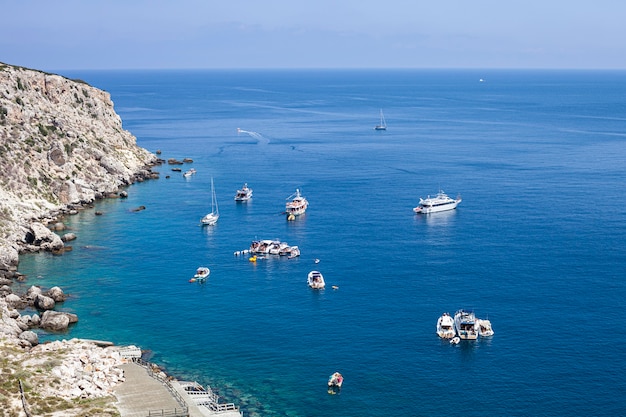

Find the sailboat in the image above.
[
  {"left": 201, "top": 177, "right": 219, "bottom": 226},
  {"left": 374, "top": 109, "right": 387, "bottom": 130}
]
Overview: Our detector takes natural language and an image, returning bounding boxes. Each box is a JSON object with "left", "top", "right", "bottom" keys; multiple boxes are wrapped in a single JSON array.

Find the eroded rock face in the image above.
[{"left": 0, "top": 62, "right": 158, "bottom": 270}]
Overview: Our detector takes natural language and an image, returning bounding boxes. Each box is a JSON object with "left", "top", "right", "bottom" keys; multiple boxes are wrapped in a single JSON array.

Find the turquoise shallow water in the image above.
[{"left": 17, "top": 69, "right": 626, "bottom": 416}]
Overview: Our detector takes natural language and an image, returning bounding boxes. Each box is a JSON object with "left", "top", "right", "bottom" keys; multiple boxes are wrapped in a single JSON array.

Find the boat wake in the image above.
[{"left": 237, "top": 128, "right": 270, "bottom": 144}]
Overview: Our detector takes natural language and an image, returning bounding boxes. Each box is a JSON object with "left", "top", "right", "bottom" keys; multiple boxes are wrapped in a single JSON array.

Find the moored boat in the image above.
[
  {"left": 285, "top": 189, "right": 308, "bottom": 217},
  {"left": 476, "top": 318, "right": 495, "bottom": 337},
  {"left": 189, "top": 267, "right": 210, "bottom": 283},
  {"left": 454, "top": 309, "right": 478, "bottom": 340},
  {"left": 201, "top": 177, "right": 219, "bottom": 226},
  {"left": 183, "top": 168, "right": 196, "bottom": 177},
  {"left": 234, "top": 183, "right": 253, "bottom": 201},
  {"left": 307, "top": 270, "right": 325, "bottom": 289},
  {"left": 413, "top": 190, "right": 461, "bottom": 214},
  {"left": 328, "top": 372, "right": 343, "bottom": 388},
  {"left": 436, "top": 312, "right": 456, "bottom": 339}
]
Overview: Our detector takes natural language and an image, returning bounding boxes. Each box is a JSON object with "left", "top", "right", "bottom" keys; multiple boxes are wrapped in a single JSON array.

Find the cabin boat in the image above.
[
  {"left": 476, "top": 319, "right": 495, "bottom": 337},
  {"left": 454, "top": 309, "right": 478, "bottom": 340},
  {"left": 307, "top": 270, "right": 325, "bottom": 289},
  {"left": 328, "top": 372, "right": 343, "bottom": 388},
  {"left": 413, "top": 190, "right": 462, "bottom": 214},
  {"left": 285, "top": 189, "right": 308, "bottom": 217},
  {"left": 436, "top": 312, "right": 456, "bottom": 339},
  {"left": 234, "top": 183, "right": 252, "bottom": 201}
]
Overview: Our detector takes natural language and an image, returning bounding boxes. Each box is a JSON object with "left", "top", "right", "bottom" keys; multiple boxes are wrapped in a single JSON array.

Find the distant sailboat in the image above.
[
  {"left": 374, "top": 109, "right": 387, "bottom": 130},
  {"left": 201, "top": 177, "right": 219, "bottom": 226}
]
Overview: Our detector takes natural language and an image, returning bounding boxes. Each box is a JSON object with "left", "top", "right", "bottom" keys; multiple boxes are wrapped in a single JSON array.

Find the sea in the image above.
[{"left": 14, "top": 69, "right": 626, "bottom": 416}]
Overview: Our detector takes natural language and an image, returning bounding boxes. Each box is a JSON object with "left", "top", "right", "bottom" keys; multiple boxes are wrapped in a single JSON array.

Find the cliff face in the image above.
[{"left": 0, "top": 63, "right": 158, "bottom": 273}]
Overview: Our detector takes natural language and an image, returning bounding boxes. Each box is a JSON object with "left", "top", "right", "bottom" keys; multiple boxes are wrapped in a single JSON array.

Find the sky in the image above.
[{"left": 2, "top": 0, "right": 626, "bottom": 71}]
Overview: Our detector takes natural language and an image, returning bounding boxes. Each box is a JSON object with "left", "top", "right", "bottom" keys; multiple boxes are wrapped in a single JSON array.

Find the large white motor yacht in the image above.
[
  {"left": 286, "top": 189, "right": 308, "bottom": 217},
  {"left": 413, "top": 190, "right": 461, "bottom": 214}
]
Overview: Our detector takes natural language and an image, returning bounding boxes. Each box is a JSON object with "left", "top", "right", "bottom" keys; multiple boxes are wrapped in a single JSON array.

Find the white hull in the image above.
[
  {"left": 307, "top": 270, "right": 325, "bottom": 289},
  {"left": 476, "top": 319, "right": 495, "bottom": 337},
  {"left": 454, "top": 310, "right": 478, "bottom": 340},
  {"left": 201, "top": 213, "right": 219, "bottom": 226},
  {"left": 436, "top": 313, "right": 456, "bottom": 339},
  {"left": 201, "top": 177, "right": 219, "bottom": 225},
  {"left": 234, "top": 183, "right": 252, "bottom": 201},
  {"left": 286, "top": 189, "right": 308, "bottom": 216},
  {"left": 413, "top": 190, "right": 461, "bottom": 214}
]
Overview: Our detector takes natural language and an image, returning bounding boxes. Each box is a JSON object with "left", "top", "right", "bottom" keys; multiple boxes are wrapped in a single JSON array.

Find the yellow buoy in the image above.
[
  {"left": 249, "top": 256, "right": 257, "bottom": 262},
  {"left": 287, "top": 214, "right": 295, "bottom": 221}
]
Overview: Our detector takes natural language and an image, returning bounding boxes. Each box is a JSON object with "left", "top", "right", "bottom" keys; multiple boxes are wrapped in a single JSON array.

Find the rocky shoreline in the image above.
[{"left": 0, "top": 62, "right": 164, "bottom": 416}]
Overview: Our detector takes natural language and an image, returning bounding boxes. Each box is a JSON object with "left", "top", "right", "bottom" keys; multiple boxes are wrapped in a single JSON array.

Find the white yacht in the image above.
[
  {"left": 454, "top": 309, "right": 478, "bottom": 340},
  {"left": 436, "top": 312, "right": 456, "bottom": 339},
  {"left": 413, "top": 190, "right": 462, "bottom": 214},
  {"left": 307, "top": 270, "right": 325, "bottom": 289},
  {"left": 285, "top": 189, "right": 308, "bottom": 217},
  {"left": 476, "top": 319, "right": 495, "bottom": 337},
  {"left": 234, "top": 183, "right": 253, "bottom": 201}
]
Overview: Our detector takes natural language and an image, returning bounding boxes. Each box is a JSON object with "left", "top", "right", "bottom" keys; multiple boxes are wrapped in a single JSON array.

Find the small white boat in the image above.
[
  {"left": 328, "top": 372, "right": 343, "bottom": 388},
  {"left": 413, "top": 190, "right": 462, "bottom": 214},
  {"left": 450, "top": 336, "right": 461, "bottom": 345},
  {"left": 307, "top": 270, "right": 325, "bottom": 289},
  {"left": 201, "top": 177, "right": 219, "bottom": 226},
  {"left": 285, "top": 189, "right": 308, "bottom": 217},
  {"left": 234, "top": 183, "right": 253, "bottom": 201},
  {"left": 374, "top": 109, "right": 387, "bottom": 130},
  {"left": 476, "top": 319, "right": 495, "bottom": 337},
  {"left": 454, "top": 309, "right": 478, "bottom": 340},
  {"left": 436, "top": 312, "right": 456, "bottom": 339},
  {"left": 189, "top": 267, "right": 210, "bottom": 283},
  {"left": 183, "top": 168, "right": 196, "bottom": 177}
]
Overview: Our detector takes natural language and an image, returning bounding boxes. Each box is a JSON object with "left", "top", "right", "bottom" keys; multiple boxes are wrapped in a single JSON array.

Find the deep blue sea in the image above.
[{"left": 16, "top": 69, "right": 626, "bottom": 416}]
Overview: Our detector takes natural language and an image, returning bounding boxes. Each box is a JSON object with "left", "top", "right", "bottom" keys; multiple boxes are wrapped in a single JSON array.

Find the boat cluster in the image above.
[
  {"left": 249, "top": 239, "right": 301, "bottom": 258},
  {"left": 437, "top": 310, "right": 494, "bottom": 344}
]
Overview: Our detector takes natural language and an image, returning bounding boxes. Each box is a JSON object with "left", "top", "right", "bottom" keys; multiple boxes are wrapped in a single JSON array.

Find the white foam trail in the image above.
[{"left": 237, "top": 128, "right": 270, "bottom": 144}]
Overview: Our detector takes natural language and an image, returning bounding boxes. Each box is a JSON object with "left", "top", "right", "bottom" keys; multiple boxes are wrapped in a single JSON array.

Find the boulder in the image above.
[
  {"left": 25, "top": 222, "right": 64, "bottom": 251},
  {"left": 47, "top": 286, "right": 67, "bottom": 302},
  {"left": 4, "top": 293, "right": 22, "bottom": 306},
  {"left": 34, "top": 294, "right": 56, "bottom": 310},
  {"left": 27, "top": 285, "right": 43, "bottom": 299},
  {"left": 61, "top": 233, "right": 77, "bottom": 242},
  {"left": 40, "top": 310, "right": 78, "bottom": 331},
  {"left": 19, "top": 330, "right": 39, "bottom": 346}
]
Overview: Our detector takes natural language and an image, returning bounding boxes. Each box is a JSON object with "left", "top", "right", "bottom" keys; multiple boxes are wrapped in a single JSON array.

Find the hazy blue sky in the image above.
[{"left": 2, "top": 0, "right": 625, "bottom": 70}]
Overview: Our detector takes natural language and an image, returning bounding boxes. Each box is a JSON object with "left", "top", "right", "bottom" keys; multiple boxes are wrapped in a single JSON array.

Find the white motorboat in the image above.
[
  {"left": 476, "top": 319, "right": 495, "bottom": 337},
  {"left": 201, "top": 177, "right": 219, "bottom": 225},
  {"left": 234, "top": 183, "right": 253, "bottom": 201},
  {"left": 413, "top": 190, "right": 462, "bottom": 214},
  {"left": 328, "top": 372, "right": 343, "bottom": 388},
  {"left": 285, "top": 189, "right": 308, "bottom": 217},
  {"left": 307, "top": 270, "right": 325, "bottom": 289},
  {"left": 374, "top": 109, "right": 387, "bottom": 130},
  {"left": 454, "top": 310, "right": 478, "bottom": 340},
  {"left": 183, "top": 168, "right": 196, "bottom": 177},
  {"left": 436, "top": 312, "right": 456, "bottom": 339},
  {"left": 450, "top": 336, "right": 460, "bottom": 345},
  {"left": 279, "top": 245, "right": 301, "bottom": 258},
  {"left": 189, "top": 267, "right": 210, "bottom": 283},
  {"left": 250, "top": 239, "right": 292, "bottom": 255}
]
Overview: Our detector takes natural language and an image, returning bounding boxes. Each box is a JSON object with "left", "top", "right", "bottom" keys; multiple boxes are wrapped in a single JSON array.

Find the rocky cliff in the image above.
[{"left": 0, "top": 62, "right": 158, "bottom": 276}]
